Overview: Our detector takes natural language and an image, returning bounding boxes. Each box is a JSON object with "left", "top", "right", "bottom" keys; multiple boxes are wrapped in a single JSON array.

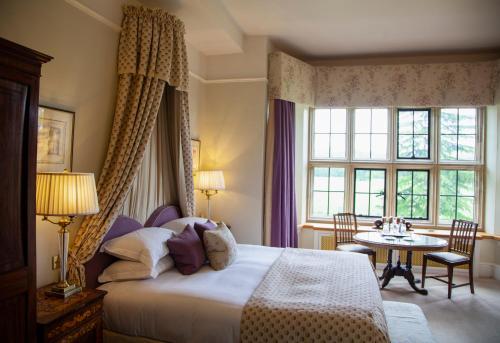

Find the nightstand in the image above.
[{"left": 37, "top": 285, "right": 107, "bottom": 342}]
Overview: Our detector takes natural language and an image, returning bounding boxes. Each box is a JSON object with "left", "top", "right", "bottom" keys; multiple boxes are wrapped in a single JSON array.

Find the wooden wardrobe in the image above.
[{"left": 0, "top": 37, "right": 51, "bottom": 342}]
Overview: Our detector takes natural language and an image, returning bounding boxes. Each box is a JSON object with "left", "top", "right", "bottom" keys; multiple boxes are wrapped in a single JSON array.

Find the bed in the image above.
[{"left": 85, "top": 205, "right": 433, "bottom": 343}]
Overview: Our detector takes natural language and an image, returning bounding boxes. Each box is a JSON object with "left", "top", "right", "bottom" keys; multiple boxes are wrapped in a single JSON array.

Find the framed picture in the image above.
[
  {"left": 191, "top": 139, "right": 201, "bottom": 173},
  {"left": 37, "top": 106, "right": 75, "bottom": 172}
]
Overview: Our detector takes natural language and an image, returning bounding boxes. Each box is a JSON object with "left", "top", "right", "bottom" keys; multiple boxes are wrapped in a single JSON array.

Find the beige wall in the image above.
[
  {"left": 196, "top": 82, "right": 268, "bottom": 244},
  {"left": 193, "top": 36, "right": 271, "bottom": 245},
  {"left": 0, "top": 0, "right": 133, "bottom": 287}
]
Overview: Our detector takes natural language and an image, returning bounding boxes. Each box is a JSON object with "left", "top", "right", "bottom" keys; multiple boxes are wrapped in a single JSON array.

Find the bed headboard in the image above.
[
  {"left": 83, "top": 205, "right": 182, "bottom": 288},
  {"left": 84, "top": 215, "right": 143, "bottom": 289},
  {"left": 144, "top": 205, "right": 182, "bottom": 227}
]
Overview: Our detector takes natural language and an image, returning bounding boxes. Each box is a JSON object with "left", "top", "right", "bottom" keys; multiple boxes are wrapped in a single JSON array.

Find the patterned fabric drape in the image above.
[
  {"left": 122, "top": 85, "right": 194, "bottom": 223},
  {"left": 268, "top": 51, "right": 499, "bottom": 106},
  {"left": 264, "top": 99, "right": 298, "bottom": 248},
  {"left": 68, "top": 6, "right": 193, "bottom": 286},
  {"left": 268, "top": 52, "right": 316, "bottom": 106}
]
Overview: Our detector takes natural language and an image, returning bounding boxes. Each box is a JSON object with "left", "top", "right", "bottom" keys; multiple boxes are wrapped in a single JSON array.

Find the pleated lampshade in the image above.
[
  {"left": 197, "top": 170, "right": 225, "bottom": 191},
  {"left": 36, "top": 171, "right": 99, "bottom": 216}
]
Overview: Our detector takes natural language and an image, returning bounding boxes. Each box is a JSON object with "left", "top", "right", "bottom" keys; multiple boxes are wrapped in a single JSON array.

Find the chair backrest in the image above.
[
  {"left": 449, "top": 219, "right": 478, "bottom": 257},
  {"left": 334, "top": 213, "right": 358, "bottom": 245}
]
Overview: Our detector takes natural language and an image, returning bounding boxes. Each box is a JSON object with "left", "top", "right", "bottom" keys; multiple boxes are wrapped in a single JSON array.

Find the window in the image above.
[
  {"left": 354, "top": 169, "right": 386, "bottom": 217},
  {"left": 354, "top": 108, "right": 389, "bottom": 160},
  {"left": 307, "top": 107, "right": 483, "bottom": 229},
  {"left": 312, "top": 108, "right": 347, "bottom": 159},
  {"left": 397, "top": 109, "right": 430, "bottom": 159},
  {"left": 396, "top": 170, "right": 429, "bottom": 220},
  {"left": 439, "top": 170, "right": 475, "bottom": 222},
  {"left": 311, "top": 167, "right": 345, "bottom": 217},
  {"left": 440, "top": 108, "right": 477, "bottom": 161}
]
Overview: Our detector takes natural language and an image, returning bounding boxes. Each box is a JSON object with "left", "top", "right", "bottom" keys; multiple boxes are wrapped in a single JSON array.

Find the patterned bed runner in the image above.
[{"left": 240, "top": 248, "right": 390, "bottom": 343}]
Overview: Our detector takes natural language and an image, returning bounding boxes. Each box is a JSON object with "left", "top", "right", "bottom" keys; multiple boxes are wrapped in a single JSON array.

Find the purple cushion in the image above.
[
  {"left": 167, "top": 224, "right": 205, "bottom": 275},
  {"left": 194, "top": 220, "right": 217, "bottom": 243}
]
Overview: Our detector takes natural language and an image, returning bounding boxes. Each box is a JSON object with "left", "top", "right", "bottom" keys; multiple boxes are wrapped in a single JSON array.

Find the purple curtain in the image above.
[{"left": 271, "top": 99, "right": 298, "bottom": 248}]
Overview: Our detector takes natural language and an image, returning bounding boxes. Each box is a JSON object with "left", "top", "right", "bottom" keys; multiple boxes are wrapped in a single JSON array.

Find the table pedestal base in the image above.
[{"left": 380, "top": 249, "right": 428, "bottom": 295}]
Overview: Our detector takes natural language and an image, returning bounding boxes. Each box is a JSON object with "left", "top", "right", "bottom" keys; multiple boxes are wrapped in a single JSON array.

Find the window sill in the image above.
[{"left": 300, "top": 223, "right": 500, "bottom": 241}]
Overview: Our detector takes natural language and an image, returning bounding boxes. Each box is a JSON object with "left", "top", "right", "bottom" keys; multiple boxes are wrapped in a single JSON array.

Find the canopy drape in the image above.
[{"left": 68, "top": 6, "right": 193, "bottom": 286}]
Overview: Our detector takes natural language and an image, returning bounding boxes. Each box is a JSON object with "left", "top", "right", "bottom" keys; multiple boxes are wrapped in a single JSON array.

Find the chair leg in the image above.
[
  {"left": 469, "top": 261, "right": 475, "bottom": 294},
  {"left": 421, "top": 255, "right": 428, "bottom": 288},
  {"left": 447, "top": 265, "right": 454, "bottom": 299},
  {"left": 372, "top": 251, "right": 377, "bottom": 268}
]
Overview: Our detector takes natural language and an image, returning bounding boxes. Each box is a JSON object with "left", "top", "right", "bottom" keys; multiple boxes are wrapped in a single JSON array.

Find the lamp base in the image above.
[{"left": 45, "top": 283, "right": 82, "bottom": 298}]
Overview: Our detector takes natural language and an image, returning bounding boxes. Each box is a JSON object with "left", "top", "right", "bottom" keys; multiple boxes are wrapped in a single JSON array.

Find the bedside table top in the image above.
[{"left": 37, "top": 285, "right": 106, "bottom": 325}]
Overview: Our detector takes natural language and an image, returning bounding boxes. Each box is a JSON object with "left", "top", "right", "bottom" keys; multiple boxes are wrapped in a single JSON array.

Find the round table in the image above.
[{"left": 354, "top": 231, "right": 448, "bottom": 295}]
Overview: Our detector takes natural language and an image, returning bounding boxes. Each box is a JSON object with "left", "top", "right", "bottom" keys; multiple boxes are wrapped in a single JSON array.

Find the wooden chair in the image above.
[
  {"left": 334, "top": 213, "right": 376, "bottom": 267},
  {"left": 422, "top": 219, "right": 478, "bottom": 299}
]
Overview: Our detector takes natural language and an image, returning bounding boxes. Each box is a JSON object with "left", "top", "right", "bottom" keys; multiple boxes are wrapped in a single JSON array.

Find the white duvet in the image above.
[{"left": 98, "top": 244, "right": 282, "bottom": 343}]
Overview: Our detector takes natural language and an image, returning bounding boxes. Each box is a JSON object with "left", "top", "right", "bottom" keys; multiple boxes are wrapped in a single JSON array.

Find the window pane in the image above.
[
  {"left": 457, "top": 170, "right": 475, "bottom": 196},
  {"left": 439, "top": 169, "right": 476, "bottom": 223},
  {"left": 371, "top": 134, "right": 388, "bottom": 160},
  {"left": 397, "top": 195, "right": 412, "bottom": 218},
  {"left": 313, "top": 167, "right": 329, "bottom": 191},
  {"left": 329, "top": 192, "right": 344, "bottom": 215},
  {"left": 412, "top": 195, "right": 428, "bottom": 219},
  {"left": 331, "top": 109, "right": 347, "bottom": 133},
  {"left": 440, "top": 170, "right": 457, "bottom": 195},
  {"left": 313, "top": 134, "right": 330, "bottom": 159},
  {"left": 371, "top": 109, "right": 388, "bottom": 133},
  {"left": 459, "top": 108, "right": 476, "bottom": 134},
  {"left": 414, "top": 111, "right": 429, "bottom": 134},
  {"left": 440, "top": 195, "right": 456, "bottom": 222},
  {"left": 440, "top": 135, "right": 457, "bottom": 160},
  {"left": 370, "top": 194, "right": 384, "bottom": 216},
  {"left": 396, "top": 170, "right": 429, "bottom": 220},
  {"left": 355, "top": 169, "right": 370, "bottom": 193},
  {"left": 355, "top": 193, "right": 370, "bottom": 216},
  {"left": 354, "top": 134, "right": 370, "bottom": 159},
  {"left": 371, "top": 170, "right": 385, "bottom": 193},
  {"left": 398, "top": 111, "right": 413, "bottom": 134},
  {"left": 413, "top": 171, "right": 428, "bottom": 195},
  {"left": 311, "top": 167, "right": 345, "bottom": 218},
  {"left": 354, "top": 169, "right": 386, "bottom": 217},
  {"left": 440, "top": 108, "right": 478, "bottom": 162},
  {"left": 458, "top": 135, "right": 475, "bottom": 160},
  {"left": 413, "top": 135, "right": 429, "bottom": 158},
  {"left": 355, "top": 109, "right": 371, "bottom": 133},
  {"left": 398, "top": 135, "right": 413, "bottom": 158},
  {"left": 397, "top": 109, "right": 430, "bottom": 159},
  {"left": 397, "top": 171, "right": 413, "bottom": 194},
  {"left": 312, "top": 192, "right": 328, "bottom": 217},
  {"left": 329, "top": 168, "right": 345, "bottom": 191},
  {"left": 330, "top": 134, "right": 346, "bottom": 159},
  {"left": 441, "top": 108, "right": 458, "bottom": 134},
  {"left": 457, "top": 197, "right": 474, "bottom": 221},
  {"left": 314, "top": 109, "right": 330, "bottom": 133}
]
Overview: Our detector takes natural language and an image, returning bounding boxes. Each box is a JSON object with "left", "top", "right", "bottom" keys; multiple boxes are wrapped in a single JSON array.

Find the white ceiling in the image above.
[
  {"left": 145, "top": 0, "right": 500, "bottom": 58},
  {"left": 222, "top": 0, "right": 500, "bottom": 58}
]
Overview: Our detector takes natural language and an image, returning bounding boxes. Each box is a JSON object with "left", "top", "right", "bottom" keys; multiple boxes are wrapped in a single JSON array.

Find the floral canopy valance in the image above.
[
  {"left": 118, "top": 6, "right": 189, "bottom": 92},
  {"left": 269, "top": 51, "right": 499, "bottom": 107}
]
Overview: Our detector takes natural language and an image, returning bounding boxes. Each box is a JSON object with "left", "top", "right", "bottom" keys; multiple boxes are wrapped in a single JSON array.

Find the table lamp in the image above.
[
  {"left": 197, "top": 170, "right": 225, "bottom": 220},
  {"left": 36, "top": 170, "right": 99, "bottom": 298}
]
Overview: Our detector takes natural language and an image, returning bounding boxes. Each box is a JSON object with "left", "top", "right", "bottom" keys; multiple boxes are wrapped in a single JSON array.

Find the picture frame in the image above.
[
  {"left": 191, "top": 139, "right": 201, "bottom": 173},
  {"left": 37, "top": 106, "right": 75, "bottom": 172}
]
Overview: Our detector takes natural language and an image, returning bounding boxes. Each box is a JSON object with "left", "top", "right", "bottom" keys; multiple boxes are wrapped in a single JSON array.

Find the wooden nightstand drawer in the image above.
[
  {"left": 37, "top": 286, "right": 106, "bottom": 343},
  {"left": 40, "top": 299, "right": 103, "bottom": 342}
]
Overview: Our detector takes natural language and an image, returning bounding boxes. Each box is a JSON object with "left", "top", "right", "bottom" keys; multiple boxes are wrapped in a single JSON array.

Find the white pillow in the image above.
[
  {"left": 100, "top": 227, "right": 174, "bottom": 268},
  {"left": 98, "top": 255, "right": 174, "bottom": 283},
  {"left": 161, "top": 216, "right": 214, "bottom": 234}
]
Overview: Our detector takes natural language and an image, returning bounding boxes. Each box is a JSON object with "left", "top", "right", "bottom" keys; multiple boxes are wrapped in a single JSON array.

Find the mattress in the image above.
[{"left": 98, "top": 244, "right": 282, "bottom": 343}]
